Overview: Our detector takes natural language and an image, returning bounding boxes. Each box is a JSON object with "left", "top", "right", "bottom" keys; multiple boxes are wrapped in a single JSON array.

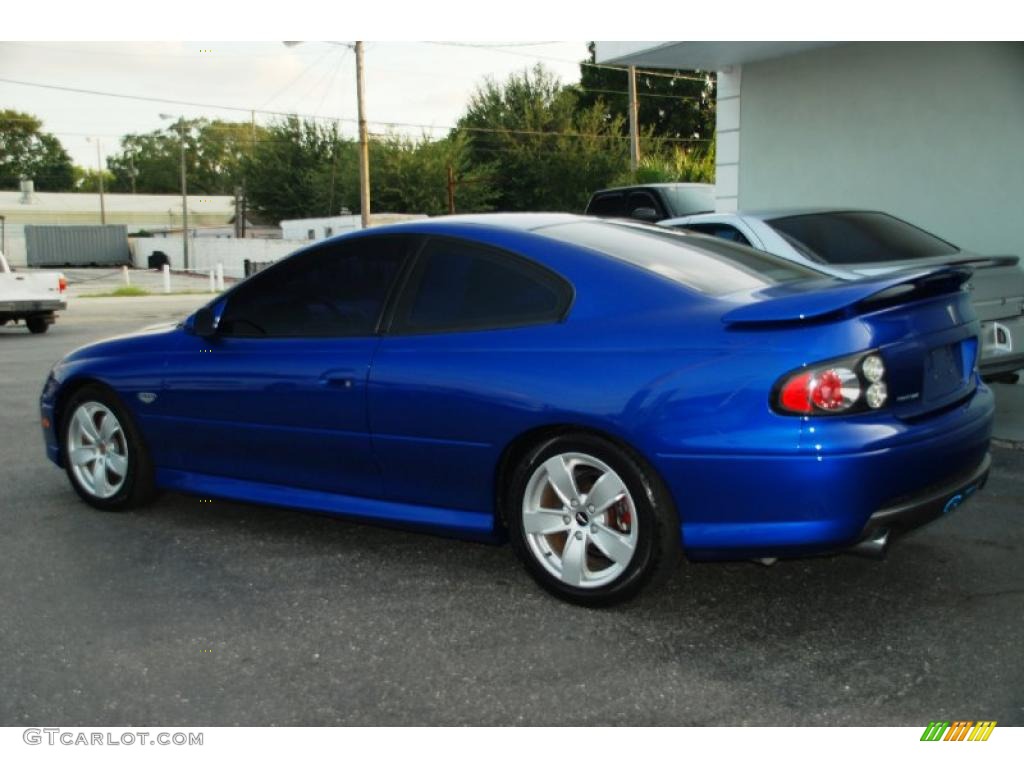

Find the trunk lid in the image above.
[{"left": 722, "top": 267, "right": 982, "bottom": 421}]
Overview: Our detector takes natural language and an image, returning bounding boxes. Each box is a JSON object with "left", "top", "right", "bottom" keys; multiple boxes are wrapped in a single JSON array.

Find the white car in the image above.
[
  {"left": 661, "top": 209, "right": 1024, "bottom": 379},
  {"left": 0, "top": 251, "right": 67, "bottom": 334}
]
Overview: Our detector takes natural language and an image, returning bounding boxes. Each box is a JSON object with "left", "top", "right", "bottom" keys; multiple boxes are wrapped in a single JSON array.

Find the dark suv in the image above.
[{"left": 585, "top": 183, "right": 715, "bottom": 222}]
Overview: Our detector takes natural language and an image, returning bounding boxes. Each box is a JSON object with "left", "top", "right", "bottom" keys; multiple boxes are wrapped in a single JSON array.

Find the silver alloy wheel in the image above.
[
  {"left": 521, "top": 452, "right": 639, "bottom": 589},
  {"left": 67, "top": 401, "right": 128, "bottom": 499}
]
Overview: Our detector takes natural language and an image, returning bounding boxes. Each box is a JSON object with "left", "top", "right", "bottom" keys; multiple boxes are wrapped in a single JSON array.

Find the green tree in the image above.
[
  {"left": 0, "top": 109, "right": 75, "bottom": 190},
  {"left": 575, "top": 42, "right": 716, "bottom": 144},
  {"left": 107, "top": 119, "right": 266, "bottom": 195},
  {"left": 371, "top": 131, "right": 498, "bottom": 215},
  {"left": 72, "top": 165, "right": 116, "bottom": 193},
  {"left": 242, "top": 116, "right": 357, "bottom": 222},
  {"left": 457, "top": 64, "right": 628, "bottom": 211}
]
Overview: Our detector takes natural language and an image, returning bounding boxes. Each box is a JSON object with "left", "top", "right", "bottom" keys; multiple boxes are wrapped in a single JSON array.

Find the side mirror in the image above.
[
  {"left": 193, "top": 307, "right": 219, "bottom": 337},
  {"left": 630, "top": 206, "right": 660, "bottom": 222}
]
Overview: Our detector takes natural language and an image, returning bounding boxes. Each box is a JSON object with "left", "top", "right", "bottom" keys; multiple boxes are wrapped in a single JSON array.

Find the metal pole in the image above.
[
  {"left": 96, "top": 139, "right": 107, "bottom": 224},
  {"left": 627, "top": 65, "right": 640, "bottom": 174},
  {"left": 355, "top": 41, "right": 371, "bottom": 228},
  {"left": 447, "top": 164, "right": 455, "bottom": 214},
  {"left": 179, "top": 122, "right": 189, "bottom": 271}
]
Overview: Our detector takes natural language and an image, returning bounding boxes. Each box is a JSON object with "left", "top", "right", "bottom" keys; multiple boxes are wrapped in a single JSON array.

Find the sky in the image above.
[{"left": 0, "top": 41, "right": 589, "bottom": 170}]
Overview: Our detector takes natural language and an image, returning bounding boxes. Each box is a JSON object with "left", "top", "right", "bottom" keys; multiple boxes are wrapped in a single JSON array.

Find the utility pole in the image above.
[
  {"left": 355, "top": 41, "right": 371, "bottom": 228},
  {"left": 627, "top": 65, "right": 641, "bottom": 174},
  {"left": 447, "top": 164, "right": 455, "bottom": 214},
  {"left": 128, "top": 152, "right": 137, "bottom": 195},
  {"left": 283, "top": 41, "right": 371, "bottom": 225},
  {"left": 161, "top": 115, "right": 190, "bottom": 271},
  {"left": 234, "top": 187, "right": 242, "bottom": 238},
  {"left": 179, "top": 124, "right": 189, "bottom": 270},
  {"left": 88, "top": 137, "right": 107, "bottom": 224}
]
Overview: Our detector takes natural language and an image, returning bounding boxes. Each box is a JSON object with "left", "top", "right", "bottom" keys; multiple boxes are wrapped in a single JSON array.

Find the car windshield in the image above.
[
  {"left": 767, "top": 211, "right": 960, "bottom": 265},
  {"left": 660, "top": 186, "right": 714, "bottom": 217},
  {"left": 537, "top": 220, "right": 825, "bottom": 296}
]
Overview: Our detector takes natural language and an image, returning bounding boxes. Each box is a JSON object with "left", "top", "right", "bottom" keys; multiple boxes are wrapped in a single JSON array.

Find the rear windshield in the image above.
[
  {"left": 537, "top": 220, "right": 824, "bottom": 296},
  {"left": 661, "top": 186, "right": 714, "bottom": 217},
  {"left": 767, "top": 211, "right": 960, "bottom": 265}
]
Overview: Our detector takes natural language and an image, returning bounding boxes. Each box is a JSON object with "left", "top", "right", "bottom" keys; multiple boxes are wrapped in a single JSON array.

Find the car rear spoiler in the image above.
[
  {"left": 945, "top": 255, "right": 1019, "bottom": 269},
  {"left": 722, "top": 266, "right": 973, "bottom": 326}
]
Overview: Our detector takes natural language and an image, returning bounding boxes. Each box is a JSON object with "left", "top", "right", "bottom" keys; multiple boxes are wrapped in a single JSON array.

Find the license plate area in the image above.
[{"left": 922, "top": 342, "right": 965, "bottom": 402}]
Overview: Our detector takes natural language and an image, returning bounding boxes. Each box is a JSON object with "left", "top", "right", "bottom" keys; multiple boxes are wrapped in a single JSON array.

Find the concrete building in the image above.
[
  {"left": 0, "top": 185, "right": 234, "bottom": 265},
  {"left": 280, "top": 213, "right": 429, "bottom": 242},
  {"left": 595, "top": 42, "right": 1024, "bottom": 260}
]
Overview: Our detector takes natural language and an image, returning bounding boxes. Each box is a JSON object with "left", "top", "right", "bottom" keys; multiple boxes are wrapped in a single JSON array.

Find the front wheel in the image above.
[
  {"left": 60, "top": 385, "right": 157, "bottom": 511},
  {"left": 507, "top": 433, "right": 679, "bottom": 606}
]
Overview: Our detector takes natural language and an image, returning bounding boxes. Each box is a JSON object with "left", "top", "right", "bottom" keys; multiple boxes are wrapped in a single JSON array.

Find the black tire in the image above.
[
  {"left": 60, "top": 384, "right": 158, "bottom": 511},
  {"left": 507, "top": 433, "right": 679, "bottom": 606},
  {"left": 26, "top": 315, "right": 49, "bottom": 334}
]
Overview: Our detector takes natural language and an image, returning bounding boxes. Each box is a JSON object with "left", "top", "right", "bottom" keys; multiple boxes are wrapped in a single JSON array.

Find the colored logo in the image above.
[{"left": 920, "top": 721, "right": 996, "bottom": 742}]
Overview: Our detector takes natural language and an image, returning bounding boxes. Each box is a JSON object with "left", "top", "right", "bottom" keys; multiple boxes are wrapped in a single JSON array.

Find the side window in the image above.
[
  {"left": 683, "top": 223, "right": 752, "bottom": 247},
  {"left": 626, "top": 191, "right": 664, "bottom": 220},
  {"left": 219, "top": 236, "right": 411, "bottom": 337},
  {"left": 587, "top": 193, "right": 625, "bottom": 217},
  {"left": 392, "top": 238, "right": 571, "bottom": 334}
]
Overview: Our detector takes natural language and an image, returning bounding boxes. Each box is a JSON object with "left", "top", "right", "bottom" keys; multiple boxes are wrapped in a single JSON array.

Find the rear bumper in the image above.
[
  {"left": 858, "top": 452, "right": 990, "bottom": 540},
  {"left": 0, "top": 299, "right": 65, "bottom": 314},
  {"left": 663, "top": 385, "right": 994, "bottom": 560}
]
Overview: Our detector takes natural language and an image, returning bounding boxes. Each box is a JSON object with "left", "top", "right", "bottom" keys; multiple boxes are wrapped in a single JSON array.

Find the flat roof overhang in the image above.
[{"left": 594, "top": 42, "right": 836, "bottom": 70}]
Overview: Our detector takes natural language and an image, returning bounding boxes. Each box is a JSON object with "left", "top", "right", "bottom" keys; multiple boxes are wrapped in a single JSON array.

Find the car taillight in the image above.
[
  {"left": 774, "top": 352, "right": 887, "bottom": 416},
  {"left": 58, "top": 276, "right": 67, "bottom": 293}
]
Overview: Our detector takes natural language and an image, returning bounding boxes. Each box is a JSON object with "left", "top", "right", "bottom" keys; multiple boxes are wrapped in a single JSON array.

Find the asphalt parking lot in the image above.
[{"left": 1, "top": 288, "right": 1022, "bottom": 726}]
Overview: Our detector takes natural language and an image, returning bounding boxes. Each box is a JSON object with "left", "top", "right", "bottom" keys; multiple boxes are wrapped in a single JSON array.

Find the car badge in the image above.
[
  {"left": 946, "top": 304, "right": 958, "bottom": 324},
  {"left": 137, "top": 392, "right": 158, "bottom": 404}
]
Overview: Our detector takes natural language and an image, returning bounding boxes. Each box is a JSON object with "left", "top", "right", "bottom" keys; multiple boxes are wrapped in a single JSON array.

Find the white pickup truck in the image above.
[{"left": 0, "top": 251, "right": 67, "bottom": 334}]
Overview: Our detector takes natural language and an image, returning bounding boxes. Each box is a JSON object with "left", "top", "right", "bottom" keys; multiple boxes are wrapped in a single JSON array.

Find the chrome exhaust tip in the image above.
[{"left": 850, "top": 529, "right": 890, "bottom": 559}]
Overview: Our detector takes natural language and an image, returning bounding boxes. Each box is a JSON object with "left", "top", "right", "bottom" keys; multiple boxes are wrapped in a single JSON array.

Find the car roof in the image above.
[
  {"left": 733, "top": 208, "right": 887, "bottom": 220},
  {"left": 590, "top": 183, "right": 713, "bottom": 195},
  {"left": 351, "top": 212, "right": 586, "bottom": 235}
]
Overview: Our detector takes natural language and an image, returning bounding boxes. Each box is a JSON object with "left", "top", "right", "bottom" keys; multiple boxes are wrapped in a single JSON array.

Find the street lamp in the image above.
[
  {"left": 160, "top": 114, "right": 189, "bottom": 271},
  {"left": 284, "top": 41, "right": 370, "bottom": 228},
  {"left": 85, "top": 137, "right": 106, "bottom": 225}
]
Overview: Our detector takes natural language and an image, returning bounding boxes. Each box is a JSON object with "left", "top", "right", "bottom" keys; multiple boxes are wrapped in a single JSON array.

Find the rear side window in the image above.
[
  {"left": 586, "top": 193, "right": 625, "bottom": 217},
  {"left": 538, "top": 220, "right": 824, "bottom": 296},
  {"left": 392, "top": 238, "right": 571, "bottom": 334},
  {"left": 768, "top": 211, "right": 960, "bottom": 264},
  {"left": 220, "top": 235, "right": 411, "bottom": 337},
  {"left": 681, "top": 222, "right": 752, "bottom": 247}
]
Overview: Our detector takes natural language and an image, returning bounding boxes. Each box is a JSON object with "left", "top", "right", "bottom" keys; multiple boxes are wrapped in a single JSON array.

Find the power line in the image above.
[
  {"left": 258, "top": 46, "right": 334, "bottom": 110},
  {"left": 0, "top": 76, "right": 713, "bottom": 144},
  {"left": 423, "top": 42, "right": 710, "bottom": 82}
]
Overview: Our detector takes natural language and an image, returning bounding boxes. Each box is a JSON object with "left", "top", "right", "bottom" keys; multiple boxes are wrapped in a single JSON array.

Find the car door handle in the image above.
[{"left": 319, "top": 370, "right": 356, "bottom": 389}]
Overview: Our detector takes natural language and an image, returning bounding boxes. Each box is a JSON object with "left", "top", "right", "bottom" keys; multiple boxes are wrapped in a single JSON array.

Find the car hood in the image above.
[{"left": 60, "top": 320, "right": 183, "bottom": 364}]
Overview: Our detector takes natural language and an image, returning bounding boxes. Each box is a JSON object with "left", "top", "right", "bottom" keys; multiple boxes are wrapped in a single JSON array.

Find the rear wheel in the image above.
[
  {"left": 61, "top": 385, "right": 157, "bottom": 511},
  {"left": 26, "top": 315, "right": 49, "bottom": 334},
  {"left": 507, "top": 433, "right": 679, "bottom": 606}
]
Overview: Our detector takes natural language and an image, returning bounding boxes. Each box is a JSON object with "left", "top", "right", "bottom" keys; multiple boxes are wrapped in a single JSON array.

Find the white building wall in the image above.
[
  {"left": 737, "top": 42, "right": 1024, "bottom": 258},
  {"left": 714, "top": 67, "right": 742, "bottom": 212},
  {"left": 129, "top": 237, "right": 306, "bottom": 278}
]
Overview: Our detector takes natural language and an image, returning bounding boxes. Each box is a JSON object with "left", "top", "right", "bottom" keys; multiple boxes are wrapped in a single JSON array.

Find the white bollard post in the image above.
[
  {"left": 215, "top": 263, "right": 225, "bottom": 292},
  {"left": 162, "top": 264, "right": 171, "bottom": 294},
  {"left": 122, "top": 265, "right": 130, "bottom": 285},
  {"left": 209, "top": 269, "right": 216, "bottom": 293}
]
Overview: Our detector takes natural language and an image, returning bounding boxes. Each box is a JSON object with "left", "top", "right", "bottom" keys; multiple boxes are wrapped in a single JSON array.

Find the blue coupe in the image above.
[{"left": 40, "top": 215, "right": 994, "bottom": 604}]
